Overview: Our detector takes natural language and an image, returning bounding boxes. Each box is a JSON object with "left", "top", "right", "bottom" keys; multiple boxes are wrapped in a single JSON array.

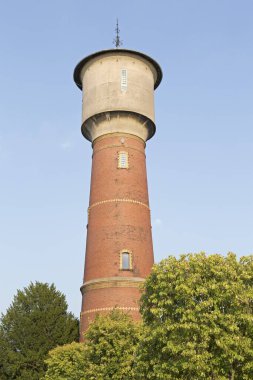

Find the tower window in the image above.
[
  {"left": 121, "top": 69, "right": 127, "bottom": 91},
  {"left": 120, "top": 250, "right": 132, "bottom": 270},
  {"left": 118, "top": 151, "right": 129, "bottom": 169}
]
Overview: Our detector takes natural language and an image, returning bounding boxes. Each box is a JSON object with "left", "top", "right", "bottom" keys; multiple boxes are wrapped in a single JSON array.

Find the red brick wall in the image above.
[
  {"left": 80, "top": 286, "right": 142, "bottom": 334},
  {"left": 80, "top": 133, "right": 154, "bottom": 338}
]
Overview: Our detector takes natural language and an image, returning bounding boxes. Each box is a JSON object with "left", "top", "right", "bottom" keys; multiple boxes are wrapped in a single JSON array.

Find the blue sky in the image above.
[{"left": 1, "top": 0, "right": 252, "bottom": 317}]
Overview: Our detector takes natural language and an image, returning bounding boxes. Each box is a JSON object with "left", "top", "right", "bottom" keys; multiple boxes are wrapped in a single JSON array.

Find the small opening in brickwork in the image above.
[
  {"left": 120, "top": 250, "right": 132, "bottom": 270},
  {"left": 118, "top": 151, "right": 129, "bottom": 169}
]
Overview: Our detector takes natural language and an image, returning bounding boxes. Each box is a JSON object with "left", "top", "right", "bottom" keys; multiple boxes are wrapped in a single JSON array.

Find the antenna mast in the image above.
[{"left": 113, "top": 19, "right": 122, "bottom": 48}]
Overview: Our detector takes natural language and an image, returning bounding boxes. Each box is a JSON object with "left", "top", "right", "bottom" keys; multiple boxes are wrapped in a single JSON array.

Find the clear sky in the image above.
[{"left": 1, "top": 0, "right": 252, "bottom": 317}]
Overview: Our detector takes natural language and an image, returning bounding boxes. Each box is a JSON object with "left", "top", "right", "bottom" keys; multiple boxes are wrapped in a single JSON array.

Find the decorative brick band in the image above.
[
  {"left": 81, "top": 276, "right": 145, "bottom": 294},
  {"left": 92, "top": 132, "right": 146, "bottom": 147},
  {"left": 81, "top": 306, "right": 140, "bottom": 316},
  {"left": 93, "top": 144, "right": 146, "bottom": 156},
  {"left": 88, "top": 198, "right": 150, "bottom": 214}
]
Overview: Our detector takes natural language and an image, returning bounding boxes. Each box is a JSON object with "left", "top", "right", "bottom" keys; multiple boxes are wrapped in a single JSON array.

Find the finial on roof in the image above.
[{"left": 113, "top": 19, "right": 123, "bottom": 48}]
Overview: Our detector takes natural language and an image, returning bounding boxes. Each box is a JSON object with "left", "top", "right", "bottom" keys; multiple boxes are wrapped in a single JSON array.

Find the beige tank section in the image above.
[{"left": 74, "top": 49, "right": 162, "bottom": 142}]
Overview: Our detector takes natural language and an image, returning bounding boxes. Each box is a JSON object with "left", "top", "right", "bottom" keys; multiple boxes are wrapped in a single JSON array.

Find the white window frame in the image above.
[
  {"left": 121, "top": 69, "right": 127, "bottom": 91},
  {"left": 118, "top": 151, "right": 129, "bottom": 169},
  {"left": 120, "top": 250, "right": 133, "bottom": 271}
]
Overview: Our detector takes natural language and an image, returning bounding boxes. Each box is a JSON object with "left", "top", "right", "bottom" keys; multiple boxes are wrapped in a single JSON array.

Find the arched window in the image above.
[
  {"left": 118, "top": 151, "right": 129, "bottom": 169},
  {"left": 120, "top": 250, "right": 132, "bottom": 270}
]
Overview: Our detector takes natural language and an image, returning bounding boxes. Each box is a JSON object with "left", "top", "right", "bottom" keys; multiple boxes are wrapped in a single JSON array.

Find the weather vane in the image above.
[{"left": 113, "top": 19, "right": 122, "bottom": 48}]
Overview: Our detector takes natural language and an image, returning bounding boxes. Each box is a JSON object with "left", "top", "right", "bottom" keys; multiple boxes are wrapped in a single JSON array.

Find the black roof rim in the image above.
[{"left": 73, "top": 48, "right": 163, "bottom": 90}]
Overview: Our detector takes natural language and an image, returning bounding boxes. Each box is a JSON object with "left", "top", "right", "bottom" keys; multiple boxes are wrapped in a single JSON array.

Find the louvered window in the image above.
[
  {"left": 118, "top": 151, "right": 129, "bottom": 169},
  {"left": 121, "top": 69, "right": 127, "bottom": 91}
]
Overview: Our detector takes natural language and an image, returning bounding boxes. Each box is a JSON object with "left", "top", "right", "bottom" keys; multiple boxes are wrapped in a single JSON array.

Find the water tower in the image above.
[{"left": 73, "top": 47, "right": 162, "bottom": 338}]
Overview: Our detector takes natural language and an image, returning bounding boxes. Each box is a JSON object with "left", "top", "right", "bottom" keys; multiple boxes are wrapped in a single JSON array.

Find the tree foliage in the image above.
[
  {"left": 44, "top": 310, "right": 141, "bottom": 380},
  {"left": 0, "top": 282, "right": 79, "bottom": 380},
  {"left": 24, "top": 254, "right": 253, "bottom": 380},
  {"left": 135, "top": 253, "right": 253, "bottom": 380},
  {"left": 44, "top": 342, "right": 87, "bottom": 380}
]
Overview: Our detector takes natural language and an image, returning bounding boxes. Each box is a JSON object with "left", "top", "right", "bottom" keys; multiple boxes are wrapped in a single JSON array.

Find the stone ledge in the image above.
[{"left": 80, "top": 276, "right": 145, "bottom": 294}]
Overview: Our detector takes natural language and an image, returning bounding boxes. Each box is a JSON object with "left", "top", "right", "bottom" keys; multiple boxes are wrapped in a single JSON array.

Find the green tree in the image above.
[
  {"left": 44, "top": 342, "right": 87, "bottom": 380},
  {"left": 0, "top": 282, "right": 79, "bottom": 380},
  {"left": 135, "top": 253, "right": 253, "bottom": 380},
  {"left": 44, "top": 310, "right": 141, "bottom": 380}
]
